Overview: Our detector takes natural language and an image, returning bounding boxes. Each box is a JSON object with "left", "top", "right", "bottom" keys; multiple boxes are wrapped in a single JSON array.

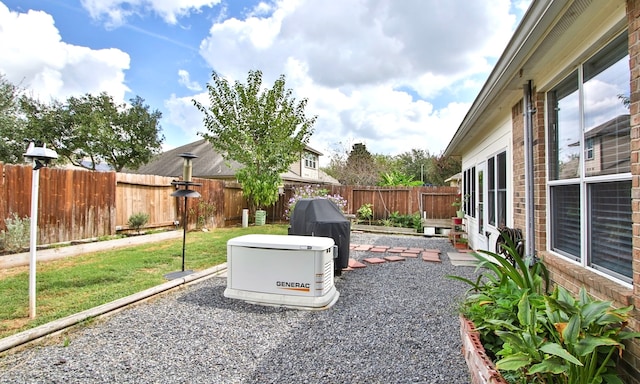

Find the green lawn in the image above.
[{"left": 0, "top": 225, "right": 288, "bottom": 339}]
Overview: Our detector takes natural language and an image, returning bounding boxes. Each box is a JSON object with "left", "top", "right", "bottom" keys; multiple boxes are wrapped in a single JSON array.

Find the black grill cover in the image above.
[{"left": 289, "top": 198, "right": 350, "bottom": 275}]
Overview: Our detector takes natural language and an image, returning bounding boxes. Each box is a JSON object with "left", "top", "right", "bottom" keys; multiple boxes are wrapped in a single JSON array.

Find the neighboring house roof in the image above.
[
  {"left": 126, "top": 139, "right": 237, "bottom": 178},
  {"left": 125, "top": 138, "right": 340, "bottom": 184},
  {"left": 444, "top": 172, "right": 462, "bottom": 186}
]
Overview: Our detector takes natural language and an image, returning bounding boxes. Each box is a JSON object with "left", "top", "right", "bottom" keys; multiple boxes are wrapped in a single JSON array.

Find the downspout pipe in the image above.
[{"left": 523, "top": 80, "right": 536, "bottom": 262}]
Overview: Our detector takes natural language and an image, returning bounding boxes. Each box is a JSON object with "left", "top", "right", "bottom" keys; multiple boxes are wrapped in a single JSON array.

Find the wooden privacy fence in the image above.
[
  {"left": 337, "top": 185, "right": 459, "bottom": 220},
  {"left": 0, "top": 164, "right": 240, "bottom": 245},
  {"left": 1, "top": 163, "right": 459, "bottom": 246},
  {"left": 0, "top": 163, "right": 116, "bottom": 245}
]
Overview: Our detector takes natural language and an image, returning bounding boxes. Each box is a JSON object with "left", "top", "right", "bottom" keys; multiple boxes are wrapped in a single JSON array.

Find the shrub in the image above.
[
  {"left": 285, "top": 185, "right": 347, "bottom": 220},
  {"left": 384, "top": 211, "right": 422, "bottom": 231},
  {"left": 356, "top": 203, "right": 373, "bottom": 224},
  {"left": 448, "top": 238, "right": 640, "bottom": 383},
  {"left": 127, "top": 212, "right": 149, "bottom": 234},
  {"left": 1, "top": 213, "right": 31, "bottom": 253}
]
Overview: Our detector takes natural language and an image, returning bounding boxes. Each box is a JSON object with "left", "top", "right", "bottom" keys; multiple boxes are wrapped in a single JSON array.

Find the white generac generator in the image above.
[{"left": 224, "top": 234, "right": 340, "bottom": 310}]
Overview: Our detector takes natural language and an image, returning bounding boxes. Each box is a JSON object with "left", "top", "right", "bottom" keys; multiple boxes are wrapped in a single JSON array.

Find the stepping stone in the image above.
[
  {"left": 348, "top": 258, "right": 367, "bottom": 268},
  {"left": 424, "top": 248, "right": 441, "bottom": 254},
  {"left": 370, "top": 247, "right": 387, "bottom": 253},
  {"left": 384, "top": 255, "right": 405, "bottom": 262},
  {"left": 403, "top": 249, "right": 421, "bottom": 254},
  {"left": 387, "top": 248, "right": 406, "bottom": 253},
  {"left": 400, "top": 252, "right": 418, "bottom": 258},
  {"left": 422, "top": 251, "right": 441, "bottom": 262},
  {"left": 354, "top": 245, "right": 373, "bottom": 251},
  {"left": 363, "top": 257, "right": 386, "bottom": 264}
]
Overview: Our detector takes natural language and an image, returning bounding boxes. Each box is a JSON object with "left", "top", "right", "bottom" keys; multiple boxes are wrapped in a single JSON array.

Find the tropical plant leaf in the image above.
[
  {"left": 517, "top": 293, "right": 532, "bottom": 327},
  {"left": 562, "top": 314, "right": 581, "bottom": 345},
  {"left": 581, "top": 300, "right": 613, "bottom": 325},
  {"left": 495, "top": 331, "right": 525, "bottom": 348},
  {"left": 618, "top": 331, "right": 640, "bottom": 340},
  {"left": 528, "top": 357, "right": 568, "bottom": 374},
  {"left": 574, "top": 336, "right": 620, "bottom": 357},
  {"left": 601, "top": 373, "right": 624, "bottom": 384},
  {"left": 539, "top": 343, "right": 583, "bottom": 366},
  {"left": 495, "top": 353, "right": 532, "bottom": 371}
]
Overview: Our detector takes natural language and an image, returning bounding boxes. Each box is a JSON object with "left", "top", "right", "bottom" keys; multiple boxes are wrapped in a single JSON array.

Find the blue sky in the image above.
[{"left": 0, "top": 0, "right": 531, "bottom": 165}]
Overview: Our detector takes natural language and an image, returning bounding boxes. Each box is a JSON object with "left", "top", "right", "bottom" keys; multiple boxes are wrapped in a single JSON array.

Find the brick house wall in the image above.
[
  {"left": 506, "top": 2, "right": 640, "bottom": 380},
  {"left": 532, "top": 90, "right": 547, "bottom": 254},
  {"left": 511, "top": 101, "right": 525, "bottom": 232},
  {"left": 511, "top": 89, "right": 548, "bottom": 253}
]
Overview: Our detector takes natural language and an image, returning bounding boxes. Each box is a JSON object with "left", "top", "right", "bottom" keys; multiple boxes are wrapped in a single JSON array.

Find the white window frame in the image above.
[
  {"left": 545, "top": 32, "right": 632, "bottom": 286},
  {"left": 304, "top": 152, "right": 317, "bottom": 169}
]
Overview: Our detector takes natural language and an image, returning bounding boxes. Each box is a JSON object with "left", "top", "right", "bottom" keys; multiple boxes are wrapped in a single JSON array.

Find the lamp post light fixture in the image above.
[
  {"left": 24, "top": 141, "right": 58, "bottom": 319},
  {"left": 165, "top": 153, "right": 201, "bottom": 280}
]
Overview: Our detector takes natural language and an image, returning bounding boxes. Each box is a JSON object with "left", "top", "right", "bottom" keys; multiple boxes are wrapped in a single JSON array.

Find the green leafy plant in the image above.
[
  {"left": 411, "top": 212, "right": 423, "bottom": 232},
  {"left": 378, "top": 170, "right": 423, "bottom": 187},
  {"left": 384, "top": 211, "right": 422, "bottom": 230},
  {"left": 127, "top": 212, "right": 149, "bottom": 234},
  {"left": 494, "top": 286, "right": 640, "bottom": 384},
  {"left": 449, "top": 237, "right": 639, "bottom": 384},
  {"left": 0, "top": 213, "right": 31, "bottom": 253},
  {"left": 356, "top": 203, "right": 373, "bottom": 224}
]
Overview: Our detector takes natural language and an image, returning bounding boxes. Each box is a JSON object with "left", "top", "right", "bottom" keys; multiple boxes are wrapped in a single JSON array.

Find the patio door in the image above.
[{"left": 475, "top": 162, "right": 488, "bottom": 251}]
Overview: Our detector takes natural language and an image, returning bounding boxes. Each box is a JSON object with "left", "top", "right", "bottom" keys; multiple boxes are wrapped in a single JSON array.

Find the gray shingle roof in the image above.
[
  {"left": 125, "top": 139, "right": 340, "bottom": 185},
  {"left": 125, "top": 139, "right": 238, "bottom": 178}
]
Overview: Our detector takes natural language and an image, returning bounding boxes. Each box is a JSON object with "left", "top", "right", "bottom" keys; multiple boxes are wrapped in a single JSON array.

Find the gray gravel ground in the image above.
[{"left": 0, "top": 232, "right": 480, "bottom": 384}]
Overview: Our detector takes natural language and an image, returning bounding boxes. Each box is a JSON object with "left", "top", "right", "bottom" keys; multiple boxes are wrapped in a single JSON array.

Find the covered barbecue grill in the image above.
[{"left": 288, "top": 198, "right": 350, "bottom": 275}]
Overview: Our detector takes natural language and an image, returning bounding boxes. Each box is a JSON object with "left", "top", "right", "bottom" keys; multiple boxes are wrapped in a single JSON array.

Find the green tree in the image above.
[
  {"left": 428, "top": 152, "right": 461, "bottom": 186},
  {"left": 395, "top": 149, "right": 431, "bottom": 184},
  {"left": 0, "top": 75, "right": 27, "bottom": 163},
  {"left": 194, "top": 70, "right": 316, "bottom": 210},
  {"left": 324, "top": 142, "right": 397, "bottom": 186},
  {"left": 20, "top": 93, "right": 164, "bottom": 171},
  {"left": 340, "top": 143, "right": 381, "bottom": 185},
  {"left": 395, "top": 148, "right": 460, "bottom": 186}
]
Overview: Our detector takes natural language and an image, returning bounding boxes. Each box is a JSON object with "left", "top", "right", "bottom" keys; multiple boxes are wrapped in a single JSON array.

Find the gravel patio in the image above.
[{"left": 0, "top": 232, "right": 481, "bottom": 384}]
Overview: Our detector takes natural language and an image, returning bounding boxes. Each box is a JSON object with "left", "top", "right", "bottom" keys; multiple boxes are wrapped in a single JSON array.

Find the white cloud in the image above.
[
  {"left": 0, "top": 3, "right": 130, "bottom": 101},
  {"left": 193, "top": 0, "right": 521, "bottom": 159},
  {"left": 164, "top": 92, "right": 206, "bottom": 139},
  {"left": 80, "top": 0, "right": 221, "bottom": 27},
  {"left": 178, "top": 69, "right": 202, "bottom": 91}
]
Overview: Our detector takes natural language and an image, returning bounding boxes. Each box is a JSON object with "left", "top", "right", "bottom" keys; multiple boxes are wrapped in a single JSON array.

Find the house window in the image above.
[
  {"left": 304, "top": 152, "right": 317, "bottom": 169},
  {"left": 463, "top": 167, "right": 476, "bottom": 218},
  {"left": 547, "top": 32, "right": 631, "bottom": 282},
  {"left": 487, "top": 152, "right": 507, "bottom": 227},
  {"left": 585, "top": 138, "right": 594, "bottom": 161}
]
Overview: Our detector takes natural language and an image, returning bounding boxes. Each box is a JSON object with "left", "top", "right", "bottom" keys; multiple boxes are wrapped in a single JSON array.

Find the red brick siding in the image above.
[
  {"left": 509, "top": 1, "right": 640, "bottom": 376},
  {"left": 532, "top": 91, "right": 547, "bottom": 253},
  {"left": 627, "top": 0, "right": 640, "bottom": 381},
  {"left": 512, "top": 100, "right": 526, "bottom": 231}
]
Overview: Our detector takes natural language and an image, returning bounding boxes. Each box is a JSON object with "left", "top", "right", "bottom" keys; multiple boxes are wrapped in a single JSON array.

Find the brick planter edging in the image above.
[{"left": 460, "top": 315, "right": 508, "bottom": 384}]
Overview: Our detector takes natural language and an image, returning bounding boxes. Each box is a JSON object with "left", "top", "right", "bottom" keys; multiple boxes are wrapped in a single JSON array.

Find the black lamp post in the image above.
[{"left": 165, "top": 153, "right": 201, "bottom": 280}]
